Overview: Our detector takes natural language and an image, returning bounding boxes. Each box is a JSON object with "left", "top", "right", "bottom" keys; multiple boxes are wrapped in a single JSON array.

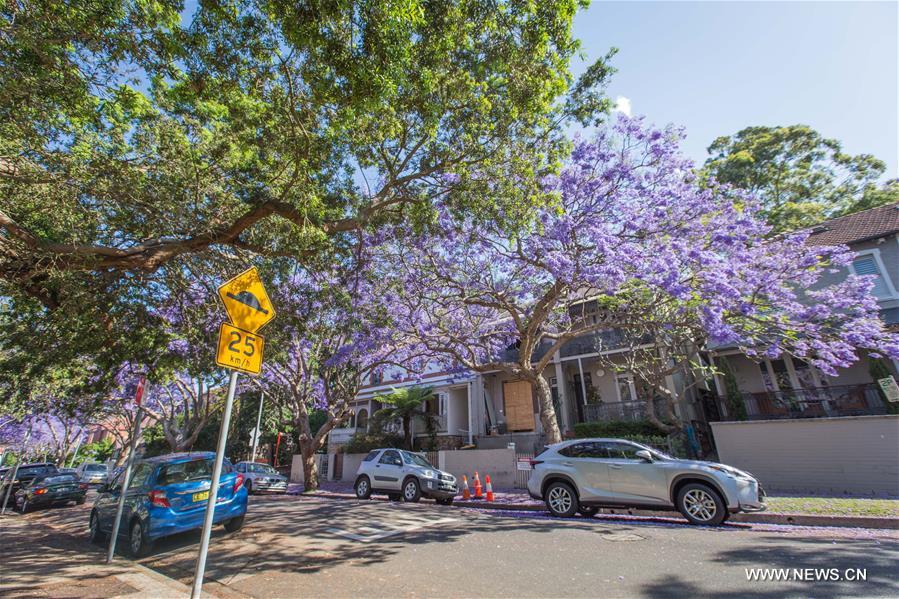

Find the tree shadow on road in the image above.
[{"left": 639, "top": 533, "right": 899, "bottom": 599}]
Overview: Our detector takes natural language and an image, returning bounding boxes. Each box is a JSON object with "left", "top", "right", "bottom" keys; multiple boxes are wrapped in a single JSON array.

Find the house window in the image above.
[
  {"left": 852, "top": 255, "right": 892, "bottom": 299},
  {"left": 616, "top": 374, "right": 637, "bottom": 402},
  {"left": 370, "top": 371, "right": 383, "bottom": 385}
]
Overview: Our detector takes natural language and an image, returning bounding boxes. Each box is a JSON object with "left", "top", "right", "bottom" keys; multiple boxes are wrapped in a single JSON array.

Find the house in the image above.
[
  {"left": 328, "top": 204, "right": 899, "bottom": 455},
  {"left": 707, "top": 203, "right": 899, "bottom": 421}
]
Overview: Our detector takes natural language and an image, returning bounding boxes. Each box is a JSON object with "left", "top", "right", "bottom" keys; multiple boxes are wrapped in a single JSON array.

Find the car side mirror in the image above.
[{"left": 635, "top": 450, "right": 653, "bottom": 463}]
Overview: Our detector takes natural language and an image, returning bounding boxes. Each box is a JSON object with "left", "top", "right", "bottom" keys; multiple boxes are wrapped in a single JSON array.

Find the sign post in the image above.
[
  {"left": 1, "top": 429, "right": 31, "bottom": 515},
  {"left": 191, "top": 267, "right": 274, "bottom": 599},
  {"left": 250, "top": 392, "right": 264, "bottom": 463},
  {"left": 106, "top": 377, "right": 146, "bottom": 563}
]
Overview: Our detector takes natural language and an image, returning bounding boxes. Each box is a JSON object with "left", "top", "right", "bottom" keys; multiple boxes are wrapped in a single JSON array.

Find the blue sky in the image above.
[{"left": 573, "top": 1, "right": 898, "bottom": 178}]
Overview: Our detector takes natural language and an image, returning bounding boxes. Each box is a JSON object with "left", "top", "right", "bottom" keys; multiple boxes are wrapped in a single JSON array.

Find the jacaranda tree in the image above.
[{"left": 384, "top": 116, "right": 899, "bottom": 442}]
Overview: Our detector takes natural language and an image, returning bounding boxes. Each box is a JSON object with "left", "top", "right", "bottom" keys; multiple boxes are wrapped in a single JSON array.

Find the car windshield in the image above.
[
  {"left": 250, "top": 464, "right": 277, "bottom": 474},
  {"left": 401, "top": 451, "right": 432, "bottom": 468},
  {"left": 85, "top": 464, "right": 106, "bottom": 472},
  {"left": 157, "top": 459, "right": 214, "bottom": 485}
]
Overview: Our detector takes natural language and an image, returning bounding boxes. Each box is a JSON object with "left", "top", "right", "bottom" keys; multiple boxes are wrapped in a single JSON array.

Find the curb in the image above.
[{"left": 303, "top": 491, "right": 899, "bottom": 530}]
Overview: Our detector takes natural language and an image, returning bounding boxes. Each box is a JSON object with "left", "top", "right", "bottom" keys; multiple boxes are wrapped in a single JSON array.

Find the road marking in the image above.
[{"left": 326, "top": 517, "right": 458, "bottom": 543}]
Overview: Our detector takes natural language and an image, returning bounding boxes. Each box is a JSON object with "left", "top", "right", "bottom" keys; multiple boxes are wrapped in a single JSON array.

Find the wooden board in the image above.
[{"left": 503, "top": 380, "right": 535, "bottom": 432}]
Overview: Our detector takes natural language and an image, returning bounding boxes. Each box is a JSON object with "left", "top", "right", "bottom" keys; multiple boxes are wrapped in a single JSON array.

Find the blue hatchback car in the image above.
[{"left": 89, "top": 452, "right": 248, "bottom": 557}]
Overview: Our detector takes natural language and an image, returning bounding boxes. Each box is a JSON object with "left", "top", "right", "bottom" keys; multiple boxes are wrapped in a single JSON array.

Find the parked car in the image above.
[
  {"left": 88, "top": 452, "right": 248, "bottom": 557},
  {"left": 527, "top": 438, "right": 766, "bottom": 526},
  {"left": 76, "top": 462, "right": 108, "bottom": 485},
  {"left": 234, "top": 462, "right": 288, "bottom": 494},
  {"left": 15, "top": 472, "right": 87, "bottom": 513},
  {"left": 0, "top": 463, "right": 59, "bottom": 507},
  {"left": 353, "top": 448, "right": 457, "bottom": 504}
]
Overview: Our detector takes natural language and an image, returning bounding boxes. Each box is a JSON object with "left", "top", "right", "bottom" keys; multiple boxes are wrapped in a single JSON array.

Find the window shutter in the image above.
[{"left": 853, "top": 256, "right": 890, "bottom": 298}]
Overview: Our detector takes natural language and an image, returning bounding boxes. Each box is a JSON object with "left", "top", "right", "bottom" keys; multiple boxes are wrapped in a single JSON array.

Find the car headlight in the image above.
[
  {"left": 438, "top": 473, "right": 454, "bottom": 482},
  {"left": 421, "top": 470, "right": 436, "bottom": 479},
  {"left": 707, "top": 464, "right": 753, "bottom": 480}
]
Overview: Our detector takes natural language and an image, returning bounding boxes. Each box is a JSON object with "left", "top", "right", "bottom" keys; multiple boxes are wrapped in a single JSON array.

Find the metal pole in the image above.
[
  {"left": 106, "top": 408, "right": 143, "bottom": 563},
  {"left": 191, "top": 370, "right": 239, "bottom": 599},
  {"left": 250, "top": 391, "right": 264, "bottom": 463},
  {"left": 68, "top": 435, "right": 85, "bottom": 469},
  {"left": 2, "top": 430, "right": 31, "bottom": 515}
]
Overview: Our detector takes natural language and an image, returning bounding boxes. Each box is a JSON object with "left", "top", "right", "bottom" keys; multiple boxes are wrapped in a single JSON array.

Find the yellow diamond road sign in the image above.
[{"left": 218, "top": 267, "right": 275, "bottom": 333}]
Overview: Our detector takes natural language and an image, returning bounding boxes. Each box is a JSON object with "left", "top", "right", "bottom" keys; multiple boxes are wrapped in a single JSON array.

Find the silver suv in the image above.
[
  {"left": 527, "top": 438, "right": 766, "bottom": 526},
  {"left": 354, "top": 449, "right": 458, "bottom": 505}
]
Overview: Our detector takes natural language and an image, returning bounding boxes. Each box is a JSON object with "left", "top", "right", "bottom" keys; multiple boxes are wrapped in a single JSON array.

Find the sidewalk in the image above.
[
  {"left": 0, "top": 513, "right": 204, "bottom": 598},
  {"left": 295, "top": 481, "right": 899, "bottom": 530}
]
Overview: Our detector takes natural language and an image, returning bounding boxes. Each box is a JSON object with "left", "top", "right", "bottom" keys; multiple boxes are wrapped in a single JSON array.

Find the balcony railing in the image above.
[
  {"left": 581, "top": 398, "right": 667, "bottom": 423},
  {"left": 717, "top": 384, "right": 890, "bottom": 421}
]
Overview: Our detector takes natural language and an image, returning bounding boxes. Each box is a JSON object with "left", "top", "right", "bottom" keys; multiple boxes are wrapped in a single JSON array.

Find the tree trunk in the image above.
[
  {"left": 533, "top": 373, "right": 562, "bottom": 445},
  {"left": 403, "top": 414, "right": 413, "bottom": 450},
  {"left": 299, "top": 439, "right": 318, "bottom": 492}
]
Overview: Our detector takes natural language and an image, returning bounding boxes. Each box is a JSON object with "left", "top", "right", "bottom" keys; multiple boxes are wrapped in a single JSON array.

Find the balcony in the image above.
[{"left": 717, "top": 384, "right": 891, "bottom": 421}]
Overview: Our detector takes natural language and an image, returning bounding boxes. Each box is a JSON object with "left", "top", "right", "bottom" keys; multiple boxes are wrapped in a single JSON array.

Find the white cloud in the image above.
[{"left": 614, "top": 96, "right": 632, "bottom": 117}]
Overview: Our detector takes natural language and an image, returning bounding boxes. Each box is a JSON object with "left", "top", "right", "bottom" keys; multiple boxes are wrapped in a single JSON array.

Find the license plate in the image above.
[{"left": 192, "top": 491, "right": 210, "bottom": 502}]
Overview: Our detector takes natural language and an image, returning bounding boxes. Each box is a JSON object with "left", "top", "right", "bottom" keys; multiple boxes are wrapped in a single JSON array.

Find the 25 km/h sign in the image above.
[
  {"left": 215, "top": 322, "right": 264, "bottom": 375},
  {"left": 217, "top": 266, "right": 276, "bottom": 333}
]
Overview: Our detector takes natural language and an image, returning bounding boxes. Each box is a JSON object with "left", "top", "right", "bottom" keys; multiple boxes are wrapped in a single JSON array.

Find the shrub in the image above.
[
  {"left": 573, "top": 420, "right": 659, "bottom": 438},
  {"left": 341, "top": 433, "right": 405, "bottom": 454}
]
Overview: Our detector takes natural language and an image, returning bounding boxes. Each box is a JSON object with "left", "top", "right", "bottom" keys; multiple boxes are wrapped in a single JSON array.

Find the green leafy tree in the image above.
[
  {"left": 372, "top": 386, "right": 436, "bottom": 450},
  {"left": 703, "top": 125, "right": 897, "bottom": 232}
]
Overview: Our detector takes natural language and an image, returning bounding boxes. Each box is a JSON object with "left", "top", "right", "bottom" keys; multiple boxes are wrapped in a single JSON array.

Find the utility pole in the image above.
[
  {"left": 68, "top": 435, "right": 85, "bottom": 468},
  {"left": 250, "top": 391, "right": 264, "bottom": 463}
]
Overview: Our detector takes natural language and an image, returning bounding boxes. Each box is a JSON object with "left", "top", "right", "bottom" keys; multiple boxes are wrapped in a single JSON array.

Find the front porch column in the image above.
[{"left": 553, "top": 357, "right": 573, "bottom": 433}]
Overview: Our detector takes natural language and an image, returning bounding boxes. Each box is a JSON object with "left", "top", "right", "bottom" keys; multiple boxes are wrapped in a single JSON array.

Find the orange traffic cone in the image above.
[
  {"left": 462, "top": 475, "right": 471, "bottom": 500},
  {"left": 473, "top": 471, "right": 483, "bottom": 499},
  {"left": 485, "top": 474, "right": 495, "bottom": 502}
]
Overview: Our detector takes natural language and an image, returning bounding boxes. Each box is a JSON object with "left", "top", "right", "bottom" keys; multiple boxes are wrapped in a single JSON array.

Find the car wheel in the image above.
[
  {"left": 354, "top": 476, "right": 372, "bottom": 500},
  {"left": 402, "top": 478, "right": 421, "bottom": 503},
  {"left": 544, "top": 481, "right": 578, "bottom": 518},
  {"left": 244, "top": 480, "right": 253, "bottom": 495},
  {"left": 89, "top": 511, "right": 106, "bottom": 544},
  {"left": 224, "top": 515, "right": 245, "bottom": 532},
  {"left": 578, "top": 506, "right": 599, "bottom": 518},
  {"left": 127, "top": 520, "right": 153, "bottom": 558},
  {"left": 677, "top": 483, "right": 726, "bottom": 526}
]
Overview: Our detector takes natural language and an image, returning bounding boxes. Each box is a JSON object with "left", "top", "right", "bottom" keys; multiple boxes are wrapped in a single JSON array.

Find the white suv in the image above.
[
  {"left": 527, "top": 438, "right": 766, "bottom": 525},
  {"left": 354, "top": 449, "right": 458, "bottom": 505}
]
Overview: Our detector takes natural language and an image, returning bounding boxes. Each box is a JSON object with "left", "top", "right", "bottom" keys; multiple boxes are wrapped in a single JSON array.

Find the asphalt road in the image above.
[{"left": 5, "top": 492, "right": 899, "bottom": 598}]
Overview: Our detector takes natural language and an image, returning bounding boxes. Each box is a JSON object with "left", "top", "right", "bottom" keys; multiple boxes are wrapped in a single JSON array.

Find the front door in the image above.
[
  {"left": 373, "top": 449, "right": 404, "bottom": 490},
  {"left": 601, "top": 442, "right": 669, "bottom": 505}
]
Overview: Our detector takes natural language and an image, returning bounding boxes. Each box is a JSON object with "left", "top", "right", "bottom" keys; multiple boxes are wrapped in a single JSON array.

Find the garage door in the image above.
[{"left": 503, "top": 380, "right": 535, "bottom": 432}]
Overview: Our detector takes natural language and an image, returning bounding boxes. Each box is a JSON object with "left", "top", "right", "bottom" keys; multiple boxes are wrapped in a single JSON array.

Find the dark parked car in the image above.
[
  {"left": 0, "top": 463, "right": 59, "bottom": 507},
  {"left": 89, "top": 452, "right": 248, "bottom": 557},
  {"left": 15, "top": 472, "right": 87, "bottom": 513}
]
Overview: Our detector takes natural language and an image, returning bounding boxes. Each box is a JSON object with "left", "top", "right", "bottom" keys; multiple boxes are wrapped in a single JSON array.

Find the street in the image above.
[{"left": 3, "top": 493, "right": 898, "bottom": 598}]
